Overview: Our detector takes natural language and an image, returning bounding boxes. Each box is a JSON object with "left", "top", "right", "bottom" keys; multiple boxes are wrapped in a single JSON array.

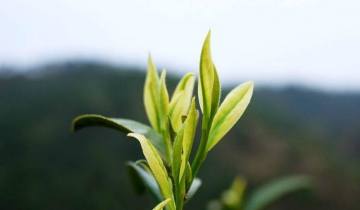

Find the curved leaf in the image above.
[
  {"left": 198, "top": 31, "right": 221, "bottom": 121},
  {"left": 72, "top": 114, "right": 167, "bottom": 162},
  {"left": 169, "top": 73, "right": 195, "bottom": 132},
  {"left": 244, "top": 176, "right": 311, "bottom": 210},
  {"left": 153, "top": 198, "right": 172, "bottom": 210},
  {"left": 207, "top": 81, "right": 254, "bottom": 151},
  {"left": 171, "top": 73, "right": 195, "bottom": 103},
  {"left": 144, "top": 55, "right": 161, "bottom": 132},
  {"left": 127, "top": 133, "right": 176, "bottom": 210},
  {"left": 126, "top": 161, "right": 162, "bottom": 201}
]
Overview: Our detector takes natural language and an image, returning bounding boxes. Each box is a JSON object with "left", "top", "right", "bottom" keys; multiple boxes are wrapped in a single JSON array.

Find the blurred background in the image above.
[{"left": 1, "top": 0, "right": 359, "bottom": 210}]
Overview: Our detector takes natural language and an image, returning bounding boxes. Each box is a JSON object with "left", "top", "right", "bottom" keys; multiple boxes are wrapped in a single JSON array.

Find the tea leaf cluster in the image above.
[{"left": 72, "top": 32, "right": 254, "bottom": 210}]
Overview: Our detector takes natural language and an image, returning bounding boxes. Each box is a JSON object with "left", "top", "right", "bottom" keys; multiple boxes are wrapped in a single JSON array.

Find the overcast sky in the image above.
[{"left": 1, "top": 0, "right": 359, "bottom": 91}]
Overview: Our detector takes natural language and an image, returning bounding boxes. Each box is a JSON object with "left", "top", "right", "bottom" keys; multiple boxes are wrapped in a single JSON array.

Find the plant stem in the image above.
[{"left": 191, "top": 119, "right": 209, "bottom": 179}]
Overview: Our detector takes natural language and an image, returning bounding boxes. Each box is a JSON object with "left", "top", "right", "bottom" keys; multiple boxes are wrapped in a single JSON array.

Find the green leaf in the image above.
[
  {"left": 186, "top": 178, "right": 202, "bottom": 201},
  {"left": 127, "top": 133, "right": 176, "bottom": 210},
  {"left": 185, "top": 162, "right": 193, "bottom": 190},
  {"left": 152, "top": 198, "right": 172, "bottom": 210},
  {"left": 179, "top": 98, "right": 198, "bottom": 179},
  {"left": 169, "top": 73, "right": 195, "bottom": 132},
  {"left": 171, "top": 98, "right": 198, "bottom": 183},
  {"left": 126, "top": 161, "right": 162, "bottom": 201},
  {"left": 211, "top": 66, "right": 221, "bottom": 118},
  {"left": 171, "top": 73, "right": 195, "bottom": 103},
  {"left": 159, "top": 70, "right": 170, "bottom": 130},
  {"left": 198, "top": 31, "right": 221, "bottom": 120},
  {"left": 207, "top": 81, "right": 254, "bottom": 151},
  {"left": 221, "top": 177, "right": 247, "bottom": 209},
  {"left": 144, "top": 55, "right": 161, "bottom": 132},
  {"left": 244, "top": 176, "right": 311, "bottom": 210},
  {"left": 172, "top": 128, "right": 184, "bottom": 183},
  {"left": 71, "top": 114, "right": 168, "bottom": 162}
]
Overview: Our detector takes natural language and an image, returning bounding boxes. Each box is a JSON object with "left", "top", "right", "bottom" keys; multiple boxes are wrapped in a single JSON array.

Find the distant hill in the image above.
[{"left": 1, "top": 62, "right": 359, "bottom": 210}]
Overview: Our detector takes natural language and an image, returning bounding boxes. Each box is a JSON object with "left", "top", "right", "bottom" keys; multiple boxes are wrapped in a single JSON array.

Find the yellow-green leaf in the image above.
[
  {"left": 198, "top": 31, "right": 221, "bottom": 120},
  {"left": 152, "top": 198, "right": 172, "bottom": 210},
  {"left": 207, "top": 81, "right": 254, "bottom": 151},
  {"left": 159, "top": 70, "right": 170, "bottom": 130},
  {"left": 169, "top": 73, "right": 195, "bottom": 132},
  {"left": 127, "top": 133, "right": 175, "bottom": 210},
  {"left": 172, "top": 127, "right": 184, "bottom": 183},
  {"left": 144, "top": 56, "right": 161, "bottom": 132},
  {"left": 179, "top": 98, "right": 198, "bottom": 179}
]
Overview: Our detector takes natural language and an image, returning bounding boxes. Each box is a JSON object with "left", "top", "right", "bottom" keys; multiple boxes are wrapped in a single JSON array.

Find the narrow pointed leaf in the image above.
[
  {"left": 159, "top": 70, "right": 170, "bottom": 130},
  {"left": 179, "top": 98, "right": 198, "bottom": 179},
  {"left": 198, "top": 31, "right": 221, "bottom": 120},
  {"left": 72, "top": 114, "right": 167, "bottom": 161},
  {"left": 152, "top": 198, "right": 172, "bottom": 210},
  {"left": 244, "top": 176, "right": 311, "bottom": 210},
  {"left": 172, "top": 128, "right": 184, "bottom": 183},
  {"left": 128, "top": 133, "right": 176, "bottom": 210},
  {"left": 185, "top": 162, "right": 193, "bottom": 190},
  {"left": 207, "top": 81, "right": 254, "bottom": 151},
  {"left": 144, "top": 56, "right": 161, "bottom": 132},
  {"left": 211, "top": 66, "right": 221, "bottom": 118},
  {"left": 126, "top": 161, "right": 162, "bottom": 201}
]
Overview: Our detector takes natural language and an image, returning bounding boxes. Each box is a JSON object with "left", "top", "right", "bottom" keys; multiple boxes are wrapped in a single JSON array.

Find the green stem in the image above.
[{"left": 191, "top": 119, "right": 209, "bottom": 179}]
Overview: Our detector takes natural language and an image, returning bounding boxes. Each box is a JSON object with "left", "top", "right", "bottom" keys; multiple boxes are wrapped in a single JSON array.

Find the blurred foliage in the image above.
[
  {"left": 207, "top": 176, "right": 311, "bottom": 210},
  {"left": 0, "top": 62, "right": 360, "bottom": 210}
]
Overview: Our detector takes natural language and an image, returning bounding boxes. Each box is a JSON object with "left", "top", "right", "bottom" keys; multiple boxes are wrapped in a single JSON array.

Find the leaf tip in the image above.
[
  {"left": 147, "top": 53, "right": 153, "bottom": 64},
  {"left": 206, "top": 29, "right": 212, "bottom": 40},
  {"left": 243, "top": 80, "right": 255, "bottom": 95}
]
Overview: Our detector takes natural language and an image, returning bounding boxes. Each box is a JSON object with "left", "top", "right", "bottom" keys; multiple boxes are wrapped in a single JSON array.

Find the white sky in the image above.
[{"left": 1, "top": 0, "right": 360, "bottom": 91}]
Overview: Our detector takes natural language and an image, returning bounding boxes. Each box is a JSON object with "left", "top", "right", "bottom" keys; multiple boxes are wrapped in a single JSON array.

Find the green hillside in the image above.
[{"left": 1, "top": 62, "right": 359, "bottom": 210}]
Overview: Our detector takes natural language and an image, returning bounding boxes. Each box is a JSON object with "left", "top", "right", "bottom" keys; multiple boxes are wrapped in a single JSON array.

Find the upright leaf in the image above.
[
  {"left": 72, "top": 114, "right": 167, "bottom": 161},
  {"left": 144, "top": 56, "right": 161, "bottom": 132},
  {"left": 207, "top": 81, "right": 254, "bottom": 151},
  {"left": 179, "top": 98, "right": 198, "bottom": 179},
  {"left": 169, "top": 73, "right": 195, "bottom": 132},
  {"left": 127, "top": 133, "right": 176, "bottom": 210},
  {"left": 172, "top": 128, "right": 184, "bottom": 183},
  {"left": 244, "top": 176, "right": 311, "bottom": 210},
  {"left": 171, "top": 73, "right": 195, "bottom": 103},
  {"left": 159, "top": 70, "right": 170, "bottom": 131},
  {"left": 153, "top": 198, "right": 172, "bottom": 210},
  {"left": 198, "top": 31, "right": 221, "bottom": 120}
]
